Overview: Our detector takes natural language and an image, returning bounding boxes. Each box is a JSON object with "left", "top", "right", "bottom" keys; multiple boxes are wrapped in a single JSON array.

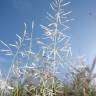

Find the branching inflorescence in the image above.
[{"left": 37, "top": 0, "right": 73, "bottom": 95}]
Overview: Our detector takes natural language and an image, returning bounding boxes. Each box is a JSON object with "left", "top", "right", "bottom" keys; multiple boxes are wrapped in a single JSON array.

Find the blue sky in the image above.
[{"left": 0, "top": 0, "right": 96, "bottom": 72}]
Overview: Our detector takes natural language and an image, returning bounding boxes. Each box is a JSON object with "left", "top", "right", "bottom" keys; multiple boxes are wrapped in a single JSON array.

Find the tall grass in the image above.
[{"left": 0, "top": 0, "right": 96, "bottom": 96}]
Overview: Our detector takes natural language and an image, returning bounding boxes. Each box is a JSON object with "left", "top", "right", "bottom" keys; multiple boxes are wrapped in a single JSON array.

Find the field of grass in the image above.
[
  {"left": 0, "top": 59, "right": 96, "bottom": 96},
  {"left": 0, "top": 0, "right": 96, "bottom": 96}
]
